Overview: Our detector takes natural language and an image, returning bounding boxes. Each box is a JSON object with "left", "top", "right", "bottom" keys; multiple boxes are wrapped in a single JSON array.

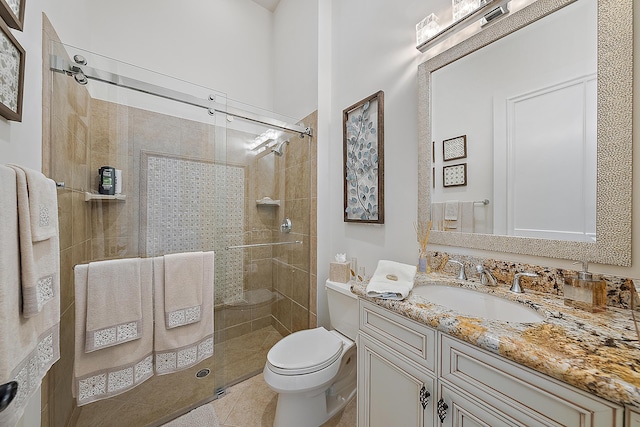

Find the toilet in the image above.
[{"left": 263, "top": 280, "right": 358, "bottom": 427}]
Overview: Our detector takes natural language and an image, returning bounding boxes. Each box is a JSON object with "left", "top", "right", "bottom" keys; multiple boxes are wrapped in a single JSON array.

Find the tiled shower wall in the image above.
[{"left": 144, "top": 155, "right": 245, "bottom": 304}]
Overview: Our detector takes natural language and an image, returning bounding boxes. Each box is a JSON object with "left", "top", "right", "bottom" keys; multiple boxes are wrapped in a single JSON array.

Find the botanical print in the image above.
[
  {"left": 344, "top": 98, "right": 380, "bottom": 221},
  {"left": 0, "top": 29, "right": 20, "bottom": 113}
]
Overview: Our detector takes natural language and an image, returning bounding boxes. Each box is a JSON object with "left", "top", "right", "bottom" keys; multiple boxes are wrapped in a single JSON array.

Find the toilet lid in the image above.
[{"left": 267, "top": 327, "right": 344, "bottom": 375}]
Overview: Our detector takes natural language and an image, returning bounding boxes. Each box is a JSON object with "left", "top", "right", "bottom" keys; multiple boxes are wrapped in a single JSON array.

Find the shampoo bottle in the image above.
[{"left": 563, "top": 261, "right": 606, "bottom": 312}]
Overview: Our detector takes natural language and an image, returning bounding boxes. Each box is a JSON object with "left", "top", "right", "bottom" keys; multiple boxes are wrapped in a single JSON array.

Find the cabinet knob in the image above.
[
  {"left": 419, "top": 385, "right": 430, "bottom": 409},
  {"left": 437, "top": 398, "right": 448, "bottom": 423}
]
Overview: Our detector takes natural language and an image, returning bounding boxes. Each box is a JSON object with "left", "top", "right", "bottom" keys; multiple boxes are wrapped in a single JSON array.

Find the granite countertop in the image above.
[{"left": 351, "top": 272, "right": 640, "bottom": 408}]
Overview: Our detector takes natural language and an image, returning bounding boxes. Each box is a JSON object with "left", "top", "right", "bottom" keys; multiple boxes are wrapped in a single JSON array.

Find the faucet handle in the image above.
[
  {"left": 475, "top": 265, "right": 498, "bottom": 286},
  {"left": 510, "top": 272, "right": 538, "bottom": 293},
  {"left": 447, "top": 260, "right": 467, "bottom": 280}
]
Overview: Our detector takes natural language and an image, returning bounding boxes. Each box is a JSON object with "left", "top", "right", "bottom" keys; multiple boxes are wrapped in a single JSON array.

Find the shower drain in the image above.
[{"left": 195, "top": 368, "right": 210, "bottom": 379}]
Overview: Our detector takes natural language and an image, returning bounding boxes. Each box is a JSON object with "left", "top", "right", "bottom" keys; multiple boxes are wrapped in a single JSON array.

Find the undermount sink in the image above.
[{"left": 411, "top": 285, "right": 545, "bottom": 323}]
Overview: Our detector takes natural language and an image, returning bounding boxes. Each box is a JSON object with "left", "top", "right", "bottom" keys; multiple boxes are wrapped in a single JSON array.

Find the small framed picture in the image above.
[
  {"left": 443, "top": 163, "right": 467, "bottom": 187},
  {"left": 443, "top": 135, "right": 467, "bottom": 161},
  {"left": 0, "top": 19, "right": 25, "bottom": 122},
  {"left": 0, "top": 0, "right": 25, "bottom": 31}
]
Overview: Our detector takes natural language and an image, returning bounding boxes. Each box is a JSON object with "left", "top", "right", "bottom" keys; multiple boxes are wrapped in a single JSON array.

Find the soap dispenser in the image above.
[{"left": 563, "top": 261, "right": 606, "bottom": 312}]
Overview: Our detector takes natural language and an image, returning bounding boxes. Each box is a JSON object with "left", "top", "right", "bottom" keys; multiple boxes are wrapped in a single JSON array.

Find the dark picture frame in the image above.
[
  {"left": 443, "top": 163, "right": 467, "bottom": 187},
  {"left": 443, "top": 134, "right": 467, "bottom": 161},
  {"left": 0, "top": 0, "right": 25, "bottom": 31},
  {"left": 0, "top": 18, "right": 25, "bottom": 122},
  {"left": 343, "top": 91, "right": 384, "bottom": 223}
]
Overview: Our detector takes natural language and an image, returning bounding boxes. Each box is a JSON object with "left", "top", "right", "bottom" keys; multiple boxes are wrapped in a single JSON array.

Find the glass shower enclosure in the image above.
[{"left": 47, "top": 42, "right": 313, "bottom": 426}]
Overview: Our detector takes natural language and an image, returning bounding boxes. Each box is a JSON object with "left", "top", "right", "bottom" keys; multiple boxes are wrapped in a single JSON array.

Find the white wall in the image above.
[
  {"left": 273, "top": 0, "right": 318, "bottom": 119},
  {"left": 317, "top": 0, "right": 640, "bottom": 326},
  {"left": 316, "top": 0, "right": 429, "bottom": 326}
]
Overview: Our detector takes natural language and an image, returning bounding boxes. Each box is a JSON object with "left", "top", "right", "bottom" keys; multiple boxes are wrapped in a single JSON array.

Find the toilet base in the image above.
[{"left": 272, "top": 371, "right": 356, "bottom": 427}]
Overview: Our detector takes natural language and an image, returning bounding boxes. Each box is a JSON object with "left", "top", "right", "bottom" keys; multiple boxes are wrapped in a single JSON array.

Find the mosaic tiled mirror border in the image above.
[{"left": 417, "top": 0, "right": 632, "bottom": 266}]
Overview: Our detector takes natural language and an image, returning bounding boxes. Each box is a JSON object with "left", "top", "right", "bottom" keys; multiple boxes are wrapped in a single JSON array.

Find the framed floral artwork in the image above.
[
  {"left": 343, "top": 91, "right": 384, "bottom": 223},
  {"left": 0, "top": 18, "right": 24, "bottom": 122},
  {"left": 0, "top": 0, "right": 25, "bottom": 31}
]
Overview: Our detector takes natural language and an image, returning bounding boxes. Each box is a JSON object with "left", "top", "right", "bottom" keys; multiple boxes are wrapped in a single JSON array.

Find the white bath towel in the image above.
[
  {"left": 153, "top": 252, "right": 214, "bottom": 375},
  {"left": 366, "top": 260, "right": 417, "bottom": 300},
  {"left": 164, "top": 252, "right": 204, "bottom": 329},
  {"left": 0, "top": 165, "right": 60, "bottom": 426},
  {"left": 8, "top": 165, "right": 60, "bottom": 317},
  {"left": 73, "top": 259, "right": 154, "bottom": 406},
  {"left": 85, "top": 258, "right": 143, "bottom": 352},
  {"left": 460, "top": 201, "right": 475, "bottom": 233}
]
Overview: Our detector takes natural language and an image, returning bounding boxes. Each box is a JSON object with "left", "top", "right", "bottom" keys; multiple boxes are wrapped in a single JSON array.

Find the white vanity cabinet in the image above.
[
  {"left": 357, "top": 300, "right": 625, "bottom": 427},
  {"left": 628, "top": 407, "right": 640, "bottom": 427}
]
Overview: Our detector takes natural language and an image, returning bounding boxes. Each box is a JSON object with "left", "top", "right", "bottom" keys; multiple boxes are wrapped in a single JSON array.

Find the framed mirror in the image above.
[{"left": 417, "top": 0, "right": 632, "bottom": 266}]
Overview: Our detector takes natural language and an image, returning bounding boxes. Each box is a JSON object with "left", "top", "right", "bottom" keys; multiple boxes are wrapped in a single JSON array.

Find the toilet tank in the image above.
[{"left": 325, "top": 280, "right": 358, "bottom": 341}]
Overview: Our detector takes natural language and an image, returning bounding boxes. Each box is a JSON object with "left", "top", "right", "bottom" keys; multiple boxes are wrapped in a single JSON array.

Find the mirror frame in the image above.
[{"left": 418, "top": 0, "right": 632, "bottom": 266}]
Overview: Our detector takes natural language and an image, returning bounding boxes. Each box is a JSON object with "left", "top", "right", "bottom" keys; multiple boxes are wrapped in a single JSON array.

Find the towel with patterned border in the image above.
[
  {"left": 8, "top": 165, "right": 60, "bottom": 317},
  {"left": 153, "top": 252, "right": 214, "bottom": 375},
  {"left": 73, "top": 259, "right": 154, "bottom": 406}
]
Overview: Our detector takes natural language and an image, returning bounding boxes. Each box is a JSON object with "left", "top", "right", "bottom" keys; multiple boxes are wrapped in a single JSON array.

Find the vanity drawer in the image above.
[
  {"left": 359, "top": 300, "right": 436, "bottom": 373},
  {"left": 440, "top": 335, "right": 623, "bottom": 427}
]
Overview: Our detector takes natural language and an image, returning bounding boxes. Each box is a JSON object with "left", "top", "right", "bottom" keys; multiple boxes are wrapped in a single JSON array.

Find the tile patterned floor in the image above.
[{"left": 211, "top": 373, "right": 357, "bottom": 427}]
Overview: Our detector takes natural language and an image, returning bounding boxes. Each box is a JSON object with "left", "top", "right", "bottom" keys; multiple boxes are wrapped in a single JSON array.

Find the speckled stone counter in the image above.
[{"left": 351, "top": 272, "right": 640, "bottom": 408}]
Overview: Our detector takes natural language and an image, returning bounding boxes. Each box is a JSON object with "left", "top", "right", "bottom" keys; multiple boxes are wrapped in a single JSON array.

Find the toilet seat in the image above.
[{"left": 267, "top": 327, "right": 343, "bottom": 376}]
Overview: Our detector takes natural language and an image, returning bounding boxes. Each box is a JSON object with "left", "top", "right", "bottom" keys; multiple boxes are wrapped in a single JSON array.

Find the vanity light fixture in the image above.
[
  {"left": 248, "top": 128, "right": 279, "bottom": 151},
  {"left": 416, "top": 0, "right": 510, "bottom": 53}
]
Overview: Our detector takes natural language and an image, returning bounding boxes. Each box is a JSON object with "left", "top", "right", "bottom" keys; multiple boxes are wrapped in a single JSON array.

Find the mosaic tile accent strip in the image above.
[
  {"left": 85, "top": 320, "right": 142, "bottom": 352},
  {"left": 166, "top": 305, "right": 201, "bottom": 329},
  {"left": 0, "top": 30, "right": 20, "bottom": 113},
  {"left": 154, "top": 336, "right": 214, "bottom": 375},
  {"left": 0, "top": 324, "right": 60, "bottom": 425},
  {"left": 75, "top": 352, "right": 153, "bottom": 406},
  {"left": 145, "top": 155, "right": 245, "bottom": 304}
]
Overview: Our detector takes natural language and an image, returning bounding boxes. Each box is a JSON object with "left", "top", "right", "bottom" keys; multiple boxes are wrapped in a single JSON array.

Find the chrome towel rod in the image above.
[
  {"left": 225, "top": 240, "right": 303, "bottom": 250},
  {"left": 474, "top": 199, "right": 490, "bottom": 205}
]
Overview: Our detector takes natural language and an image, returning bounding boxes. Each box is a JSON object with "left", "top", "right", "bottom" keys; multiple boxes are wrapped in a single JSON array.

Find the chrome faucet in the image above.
[
  {"left": 475, "top": 265, "right": 498, "bottom": 286},
  {"left": 447, "top": 260, "right": 467, "bottom": 280},
  {"left": 510, "top": 272, "right": 539, "bottom": 294}
]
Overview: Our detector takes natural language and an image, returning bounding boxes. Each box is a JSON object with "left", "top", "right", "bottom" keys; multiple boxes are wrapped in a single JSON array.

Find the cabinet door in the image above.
[
  {"left": 439, "top": 383, "right": 522, "bottom": 427},
  {"left": 627, "top": 407, "right": 640, "bottom": 427},
  {"left": 358, "top": 333, "right": 436, "bottom": 427}
]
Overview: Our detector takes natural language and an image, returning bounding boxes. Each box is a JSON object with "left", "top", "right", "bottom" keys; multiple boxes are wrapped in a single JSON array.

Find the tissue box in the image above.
[{"left": 330, "top": 261, "right": 351, "bottom": 283}]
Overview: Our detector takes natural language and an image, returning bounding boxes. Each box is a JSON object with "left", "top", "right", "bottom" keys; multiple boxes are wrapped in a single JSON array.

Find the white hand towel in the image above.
[
  {"left": 460, "top": 201, "right": 474, "bottom": 233},
  {"left": 8, "top": 164, "right": 58, "bottom": 242},
  {"left": 85, "top": 258, "right": 143, "bottom": 352},
  {"left": 366, "top": 260, "right": 417, "bottom": 300},
  {"left": 73, "top": 259, "right": 154, "bottom": 406},
  {"left": 431, "top": 202, "right": 444, "bottom": 231},
  {"left": 0, "top": 165, "right": 60, "bottom": 426},
  {"left": 153, "top": 252, "right": 214, "bottom": 375},
  {"left": 444, "top": 200, "right": 459, "bottom": 230},
  {"left": 8, "top": 165, "right": 60, "bottom": 317},
  {"left": 164, "top": 252, "right": 204, "bottom": 329}
]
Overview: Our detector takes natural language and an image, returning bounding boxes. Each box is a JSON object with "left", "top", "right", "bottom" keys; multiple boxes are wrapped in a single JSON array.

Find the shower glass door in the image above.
[{"left": 48, "top": 41, "right": 313, "bottom": 426}]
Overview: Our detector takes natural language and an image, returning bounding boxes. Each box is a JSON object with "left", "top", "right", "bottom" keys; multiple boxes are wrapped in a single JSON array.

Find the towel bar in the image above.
[
  {"left": 473, "top": 199, "right": 490, "bottom": 205},
  {"left": 225, "top": 240, "right": 303, "bottom": 250}
]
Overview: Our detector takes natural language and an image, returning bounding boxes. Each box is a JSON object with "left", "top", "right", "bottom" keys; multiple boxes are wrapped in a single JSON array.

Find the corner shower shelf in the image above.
[
  {"left": 84, "top": 192, "right": 127, "bottom": 202},
  {"left": 256, "top": 197, "right": 280, "bottom": 206}
]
